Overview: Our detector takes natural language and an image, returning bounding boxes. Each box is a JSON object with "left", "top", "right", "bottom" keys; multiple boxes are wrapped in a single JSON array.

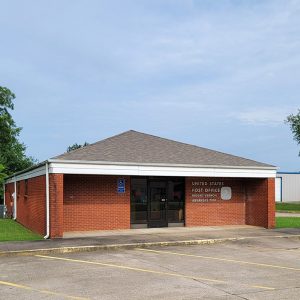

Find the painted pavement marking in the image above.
[
  {"left": 137, "top": 248, "right": 300, "bottom": 272},
  {"left": 0, "top": 280, "right": 89, "bottom": 300},
  {"left": 35, "top": 254, "right": 275, "bottom": 291}
]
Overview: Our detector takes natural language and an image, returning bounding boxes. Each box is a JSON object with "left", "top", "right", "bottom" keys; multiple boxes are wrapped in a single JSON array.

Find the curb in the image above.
[
  {"left": 0, "top": 237, "right": 239, "bottom": 257},
  {"left": 1, "top": 234, "right": 299, "bottom": 257}
]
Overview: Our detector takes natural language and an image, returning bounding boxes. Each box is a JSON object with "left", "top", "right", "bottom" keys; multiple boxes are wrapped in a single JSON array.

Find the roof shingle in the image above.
[{"left": 53, "top": 130, "right": 275, "bottom": 168}]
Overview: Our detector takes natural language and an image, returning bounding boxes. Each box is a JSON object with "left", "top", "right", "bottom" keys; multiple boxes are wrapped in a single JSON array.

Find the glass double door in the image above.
[
  {"left": 130, "top": 177, "right": 185, "bottom": 227},
  {"left": 148, "top": 181, "right": 168, "bottom": 227}
]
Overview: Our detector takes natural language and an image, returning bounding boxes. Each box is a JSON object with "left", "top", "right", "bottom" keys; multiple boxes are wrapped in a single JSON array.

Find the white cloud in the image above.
[{"left": 232, "top": 106, "right": 297, "bottom": 126}]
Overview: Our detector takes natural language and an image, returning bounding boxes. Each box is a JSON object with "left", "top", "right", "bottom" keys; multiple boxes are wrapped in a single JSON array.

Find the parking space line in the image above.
[
  {"left": 251, "top": 285, "right": 275, "bottom": 290},
  {"left": 137, "top": 248, "right": 300, "bottom": 272},
  {"left": 36, "top": 254, "right": 224, "bottom": 283},
  {"left": 35, "top": 254, "right": 275, "bottom": 290},
  {"left": 0, "top": 280, "right": 89, "bottom": 300}
]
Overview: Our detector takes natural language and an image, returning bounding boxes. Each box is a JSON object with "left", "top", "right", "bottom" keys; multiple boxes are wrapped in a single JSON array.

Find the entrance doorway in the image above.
[
  {"left": 130, "top": 177, "right": 185, "bottom": 228},
  {"left": 148, "top": 181, "right": 168, "bottom": 227}
]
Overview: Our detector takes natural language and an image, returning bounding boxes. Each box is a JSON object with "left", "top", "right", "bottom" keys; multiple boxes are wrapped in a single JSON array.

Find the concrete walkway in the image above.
[
  {"left": 276, "top": 212, "right": 300, "bottom": 217},
  {"left": 63, "top": 225, "right": 259, "bottom": 238},
  {"left": 1, "top": 225, "right": 300, "bottom": 256}
]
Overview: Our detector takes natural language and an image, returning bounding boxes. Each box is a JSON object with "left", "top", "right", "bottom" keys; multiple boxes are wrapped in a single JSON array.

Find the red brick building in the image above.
[{"left": 4, "top": 130, "right": 276, "bottom": 238}]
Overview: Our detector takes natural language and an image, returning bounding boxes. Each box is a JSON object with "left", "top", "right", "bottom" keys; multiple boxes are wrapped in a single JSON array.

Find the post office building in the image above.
[{"left": 4, "top": 130, "right": 276, "bottom": 238}]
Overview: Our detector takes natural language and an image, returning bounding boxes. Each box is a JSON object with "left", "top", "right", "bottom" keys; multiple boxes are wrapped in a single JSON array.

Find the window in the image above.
[
  {"left": 167, "top": 180, "right": 185, "bottom": 223},
  {"left": 131, "top": 178, "right": 148, "bottom": 224}
]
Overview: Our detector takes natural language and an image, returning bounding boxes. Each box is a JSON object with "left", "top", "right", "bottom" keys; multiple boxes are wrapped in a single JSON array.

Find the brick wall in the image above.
[
  {"left": 185, "top": 177, "right": 275, "bottom": 228},
  {"left": 267, "top": 178, "right": 276, "bottom": 228},
  {"left": 245, "top": 178, "right": 275, "bottom": 228},
  {"left": 63, "top": 175, "right": 130, "bottom": 232},
  {"left": 5, "top": 176, "right": 46, "bottom": 235},
  {"left": 49, "top": 174, "right": 64, "bottom": 238},
  {"left": 185, "top": 177, "right": 246, "bottom": 226},
  {"left": 4, "top": 174, "right": 274, "bottom": 238},
  {"left": 4, "top": 182, "right": 14, "bottom": 218}
]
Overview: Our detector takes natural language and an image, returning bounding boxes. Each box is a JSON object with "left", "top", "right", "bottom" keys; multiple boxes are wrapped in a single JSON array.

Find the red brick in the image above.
[
  {"left": 49, "top": 174, "right": 64, "bottom": 238},
  {"left": 5, "top": 176, "right": 46, "bottom": 235},
  {"left": 4, "top": 182, "right": 14, "bottom": 218},
  {"left": 245, "top": 178, "right": 275, "bottom": 228},
  {"left": 63, "top": 175, "right": 130, "bottom": 232},
  {"left": 185, "top": 177, "right": 275, "bottom": 228},
  {"left": 185, "top": 178, "right": 246, "bottom": 226},
  {"left": 5, "top": 175, "right": 275, "bottom": 238}
]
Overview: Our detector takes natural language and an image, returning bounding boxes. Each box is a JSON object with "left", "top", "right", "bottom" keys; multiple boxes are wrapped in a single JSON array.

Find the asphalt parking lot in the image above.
[{"left": 1, "top": 236, "right": 300, "bottom": 300}]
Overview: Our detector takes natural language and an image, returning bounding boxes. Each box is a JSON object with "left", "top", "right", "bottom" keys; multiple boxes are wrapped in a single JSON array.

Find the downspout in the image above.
[
  {"left": 13, "top": 176, "right": 17, "bottom": 220},
  {"left": 44, "top": 162, "right": 50, "bottom": 239}
]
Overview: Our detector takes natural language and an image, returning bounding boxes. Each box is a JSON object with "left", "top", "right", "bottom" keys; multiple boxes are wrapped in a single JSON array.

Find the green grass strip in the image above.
[
  {"left": 276, "top": 217, "right": 300, "bottom": 228},
  {"left": 276, "top": 203, "right": 300, "bottom": 212},
  {"left": 0, "top": 219, "right": 42, "bottom": 242}
]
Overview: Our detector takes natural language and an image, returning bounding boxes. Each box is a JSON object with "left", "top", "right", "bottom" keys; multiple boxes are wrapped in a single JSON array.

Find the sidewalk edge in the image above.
[
  {"left": 0, "top": 238, "right": 238, "bottom": 257},
  {"left": 1, "top": 234, "right": 299, "bottom": 257}
]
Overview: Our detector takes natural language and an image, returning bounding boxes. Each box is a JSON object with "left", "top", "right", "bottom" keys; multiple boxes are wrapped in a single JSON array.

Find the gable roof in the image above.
[{"left": 53, "top": 130, "right": 275, "bottom": 168}]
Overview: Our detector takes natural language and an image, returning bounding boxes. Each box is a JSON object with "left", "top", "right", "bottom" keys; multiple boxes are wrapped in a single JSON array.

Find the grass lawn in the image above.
[
  {"left": 276, "top": 202, "right": 300, "bottom": 212},
  {"left": 276, "top": 217, "right": 300, "bottom": 228},
  {"left": 0, "top": 219, "right": 42, "bottom": 242}
]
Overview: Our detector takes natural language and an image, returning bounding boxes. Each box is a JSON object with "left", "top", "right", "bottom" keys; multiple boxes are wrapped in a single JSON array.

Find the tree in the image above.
[
  {"left": 0, "top": 86, "right": 36, "bottom": 203},
  {"left": 286, "top": 109, "right": 300, "bottom": 156},
  {"left": 66, "top": 142, "right": 89, "bottom": 153},
  {"left": 0, "top": 164, "right": 7, "bottom": 190}
]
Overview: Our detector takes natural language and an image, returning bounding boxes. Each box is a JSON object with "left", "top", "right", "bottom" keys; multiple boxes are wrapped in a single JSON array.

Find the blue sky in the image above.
[{"left": 1, "top": 0, "right": 299, "bottom": 170}]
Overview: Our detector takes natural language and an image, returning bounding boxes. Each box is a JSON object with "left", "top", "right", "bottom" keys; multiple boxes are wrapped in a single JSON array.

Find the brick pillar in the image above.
[
  {"left": 267, "top": 178, "right": 275, "bottom": 229},
  {"left": 49, "top": 174, "right": 64, "bottom": 238},
  {"left": 245, "top": 178, "right": 275, "bottom": 229}
]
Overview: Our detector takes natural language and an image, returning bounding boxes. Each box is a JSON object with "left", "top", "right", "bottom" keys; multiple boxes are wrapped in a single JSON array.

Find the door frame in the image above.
[
  {"left": 130, "top": 176, "right": 185, "bottom": 228},
  {"left": 147, "top": 180, "right": 168, "bottom": 228}
]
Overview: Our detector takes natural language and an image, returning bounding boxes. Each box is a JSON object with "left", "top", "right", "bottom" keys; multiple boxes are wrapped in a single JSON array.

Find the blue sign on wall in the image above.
[{"left": 117, "top": 178, "right": 125, "bottom": 193}]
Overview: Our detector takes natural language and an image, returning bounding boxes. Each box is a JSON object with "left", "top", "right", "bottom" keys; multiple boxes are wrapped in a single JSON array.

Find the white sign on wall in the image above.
[
  {"left": 191, "top": 181, "right": 232, "bottom": 202},
  {"left": 221, "top": 187, "right": 232, "bottom": 200}
]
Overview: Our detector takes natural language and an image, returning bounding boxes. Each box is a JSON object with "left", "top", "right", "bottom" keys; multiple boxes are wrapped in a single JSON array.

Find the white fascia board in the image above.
[
  {"left": 5, "top": 166, "right": 46, "bottom": 184},
  {"left": 49, "top": 162, "right": 276, "bottom": 178},
  {"left": 4, "top": 161, "right": 276, "bottom": 184},
  {"left": 48, "top": 159, "right": 277, "bottom": 170}
]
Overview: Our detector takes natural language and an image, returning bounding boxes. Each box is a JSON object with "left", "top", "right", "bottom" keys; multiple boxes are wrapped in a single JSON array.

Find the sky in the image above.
[{"left": 0, "top": 0, "right": 300, "bottom": 171}]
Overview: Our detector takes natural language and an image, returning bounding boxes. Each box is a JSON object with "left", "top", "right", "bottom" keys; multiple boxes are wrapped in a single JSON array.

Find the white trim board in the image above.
[
  {"left": 48, "top": 159, "right": 276, "bottom": 170},
  {"left": 51, "top": 162, "right": 276, "bottom": 178},
  {"left": 5, "top": 162, "right": 277, "bottom": 184},
  {"left": 5, "top": 165, "right": 46, "bottom": 184}
]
